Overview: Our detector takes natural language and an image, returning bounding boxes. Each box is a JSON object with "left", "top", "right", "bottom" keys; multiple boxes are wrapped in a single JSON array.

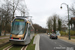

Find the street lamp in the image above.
[{"left": 60, "top": 3, "right": 71, "bottom": 40}]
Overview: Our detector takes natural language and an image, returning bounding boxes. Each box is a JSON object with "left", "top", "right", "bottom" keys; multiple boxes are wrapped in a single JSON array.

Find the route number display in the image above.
[{"left": 15, "top": 19, "right": 24, "bottom": 22}]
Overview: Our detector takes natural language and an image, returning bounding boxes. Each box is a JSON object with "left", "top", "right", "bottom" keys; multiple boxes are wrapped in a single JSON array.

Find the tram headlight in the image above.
[
  {"left": 19, "top": 38, "right": 24, "bottom": 40},
  {"left": 11, "top": 37, "right": 13, "bottom": 39},
  {"left": 19, "top": 38, "right": 21, "bottom": 40}
]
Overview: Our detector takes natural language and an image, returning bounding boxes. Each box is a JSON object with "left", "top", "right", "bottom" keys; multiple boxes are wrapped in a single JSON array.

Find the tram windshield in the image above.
[{"left": 11, "top": 22, "right": 26, "bottom": 35}]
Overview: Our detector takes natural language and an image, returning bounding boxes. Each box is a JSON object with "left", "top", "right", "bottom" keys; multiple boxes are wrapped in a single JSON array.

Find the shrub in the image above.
[
  {"left": 70, "top": 30, "right": 75, "bottom": 36},
  {"left": 60, "top": 30, "right": 75, "bottom": 36},
  {"left": 60, "top": 31, "right": 67, "bottom": 36}
]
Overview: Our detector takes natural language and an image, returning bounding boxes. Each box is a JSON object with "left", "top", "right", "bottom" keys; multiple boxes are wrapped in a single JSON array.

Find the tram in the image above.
[{"left": 9, "top": 16, "right": 34, "bottom": 45}]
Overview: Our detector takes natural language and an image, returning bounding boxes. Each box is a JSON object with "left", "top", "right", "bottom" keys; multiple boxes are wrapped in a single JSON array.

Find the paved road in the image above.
[{"left": 39, "top": 34, "right": 75, "bottom": 50}]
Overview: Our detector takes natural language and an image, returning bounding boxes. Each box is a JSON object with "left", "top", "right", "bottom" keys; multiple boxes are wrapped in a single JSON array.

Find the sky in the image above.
[
  {"left": 0, "top": 0, "right": 74, "bottom": 28},
  {"left": 24, "top": 0, "right": 74, "bottom": 28}
]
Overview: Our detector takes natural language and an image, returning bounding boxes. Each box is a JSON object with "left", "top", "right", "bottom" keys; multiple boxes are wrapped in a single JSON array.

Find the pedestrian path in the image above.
[
  {"left": 58, "top": 36, "right": 75, "bottom": 45},
  {"left": 0, "top": 37, "right": 9, "bottom": 39}
]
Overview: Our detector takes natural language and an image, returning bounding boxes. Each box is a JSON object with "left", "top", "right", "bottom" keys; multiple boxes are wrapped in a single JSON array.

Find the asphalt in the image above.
[{"left": 39, "top": 34, "right": 75, "bottom": 50}]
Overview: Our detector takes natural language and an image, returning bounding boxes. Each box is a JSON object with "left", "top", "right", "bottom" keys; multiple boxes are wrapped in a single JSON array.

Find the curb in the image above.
[{"left": 33, "top": 34, "right": 40, "bottom": 50}]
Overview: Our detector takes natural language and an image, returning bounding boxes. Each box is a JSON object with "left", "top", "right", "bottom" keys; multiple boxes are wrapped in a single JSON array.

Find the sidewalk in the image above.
[
  {"left": 33, "top": 34, "right": 40, "bottom": 50},
  {"left": 58, "top": 36, "right": 75, "bottom": 45},
  {"left": 0, "top": 37, "right": 9, "bottom": 39}
]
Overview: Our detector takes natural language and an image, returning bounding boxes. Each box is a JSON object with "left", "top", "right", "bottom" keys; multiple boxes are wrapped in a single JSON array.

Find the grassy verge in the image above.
[
  {"left": 0, "top": 35, "right": 9, "bottom": 38},
  {"left": 0, "top": 43, "right": 11, "bottom": 50},
  {"left": 9, "top": 45, "right": 23, "bottom": 50},
  {"left": 0, "top": 38, "right": 9, "bottom": 44},
  {"left": 0, "top": 38, "right": 9, "bottom": 42},
  {"left": 26, "top": 36, "right": 35, "bottom": 50},
  {"left": 34, "top": 34, "right": 37, "bottom": 36}
]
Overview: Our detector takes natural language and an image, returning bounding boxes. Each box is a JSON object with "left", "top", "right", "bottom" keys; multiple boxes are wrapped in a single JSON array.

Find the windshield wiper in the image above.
[{"left": 16, "top": 28, "right": 23, "bottom": 35}]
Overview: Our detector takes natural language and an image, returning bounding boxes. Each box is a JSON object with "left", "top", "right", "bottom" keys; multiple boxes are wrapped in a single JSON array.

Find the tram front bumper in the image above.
[{"left": 9, "top": 39, "right": 26, "bottom": 45}]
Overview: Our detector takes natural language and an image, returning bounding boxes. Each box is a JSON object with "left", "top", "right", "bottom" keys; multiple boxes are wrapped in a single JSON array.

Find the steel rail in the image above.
[{"left": 3, "top": 45, "right": 13, "bottom": 50}]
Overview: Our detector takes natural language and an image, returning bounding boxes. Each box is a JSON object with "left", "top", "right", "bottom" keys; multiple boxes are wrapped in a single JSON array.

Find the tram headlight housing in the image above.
[
  {"left": 19, "top": 38, "right": 21, "bottom": 40},
  {"left": 19, "top": 38, "right": 24, "bottom": 40}
]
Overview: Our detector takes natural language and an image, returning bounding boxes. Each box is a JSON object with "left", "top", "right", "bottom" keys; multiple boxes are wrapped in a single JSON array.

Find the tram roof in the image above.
[
  {"left": 16, "top": 16, "right": 28, "bottom": 18},
  {"left": 13, "top": 16, "right": 31, "bottom": 24}
]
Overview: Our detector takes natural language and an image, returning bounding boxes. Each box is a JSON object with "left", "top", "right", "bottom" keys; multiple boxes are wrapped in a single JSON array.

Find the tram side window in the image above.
[
  {"left": 25, "top": 23, "right": 28, "bottom": 34},
  {"left": 28, "top": 24, "right": 30, "bottom": 36}
]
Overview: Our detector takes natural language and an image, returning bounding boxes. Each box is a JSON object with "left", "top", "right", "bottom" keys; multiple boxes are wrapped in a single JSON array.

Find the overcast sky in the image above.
[{"left": 24, "top": 0, "right": 74, "bottom": 28}]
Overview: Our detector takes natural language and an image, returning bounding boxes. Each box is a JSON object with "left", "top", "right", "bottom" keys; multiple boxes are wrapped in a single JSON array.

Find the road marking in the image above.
[{"left": 59, "top": 45, "right": 62, "bottom": 47}]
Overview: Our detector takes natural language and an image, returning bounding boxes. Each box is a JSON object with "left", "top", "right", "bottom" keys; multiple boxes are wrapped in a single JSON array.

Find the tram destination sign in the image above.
[{"left": 15, "top": 19, "right": 24, "bottom": 22}]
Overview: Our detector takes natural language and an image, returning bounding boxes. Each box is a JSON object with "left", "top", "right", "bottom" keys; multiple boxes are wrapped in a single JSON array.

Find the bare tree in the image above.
[
  {"left": 69, "top": 3, "right": 75, "bottom": 17},
  {"left": 52, "top": 15, "right": 57, "bottom": 33},
  {"left": 12, "top": 0, "right": 22, "bottom": 19},
  {"left": 47, "top": 14, "right": 60, "bottom": 33},
  {"left": 18, "top": 4, "right": 26, "bottom": 16},
  {"left": 58, "top": 17, "right": 62, "bottom": 31},
  {"left": 47, "top": 17, "right": 52, "bottom": 33},
  {"left": 0, "top": 0, "right": 13, "bottom": 36},
  {"left": 0, "top": 0, "right": 28, "bottom": 36},
  {"left": 17, "top": 1, "right": 29, "bottom": 16}
]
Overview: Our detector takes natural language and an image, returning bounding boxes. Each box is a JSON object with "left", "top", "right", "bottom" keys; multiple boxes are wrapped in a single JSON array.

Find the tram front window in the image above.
[{"left": 11, "top": 22, "right": 25, "bottom": 35}]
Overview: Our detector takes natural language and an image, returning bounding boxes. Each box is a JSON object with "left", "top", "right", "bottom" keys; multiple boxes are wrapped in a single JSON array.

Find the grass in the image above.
[
  {"left": 0, "top": 36, "right": 35, "bottom": 50},
  {"left": 0, "top": 35, "right": 9, "bottom": 44},
  {"left": 0, "top": 43, "right": 11, "bottom": 50},
  {"left": 26, "top": 36, "right": 35, "bottom": 50},
  {"left": 9, "top": 45, "right": 23, "bottom": 50},
  {"left": 34, "top": 34, "right": 37, "bottom": 36},
  {"left": 0, "top": 38, "right": 9, "bottom": 44},
  {"left": 10, "top": 36, "right": 35, "bottom": 50},
  {"left": 0, "top": 35, "right": 9, "bottom": 38}
]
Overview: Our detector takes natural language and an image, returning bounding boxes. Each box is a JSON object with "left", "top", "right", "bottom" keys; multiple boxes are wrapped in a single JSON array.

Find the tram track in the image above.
[
  {"left": 3, "top": 45, "right": 13, "bottom": 50},
  {"left": 21, "top": 45, "right": 27, "bottom": 50},
  {"left": 2, "top": 44, "right": 28, "bottom": 50}
]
